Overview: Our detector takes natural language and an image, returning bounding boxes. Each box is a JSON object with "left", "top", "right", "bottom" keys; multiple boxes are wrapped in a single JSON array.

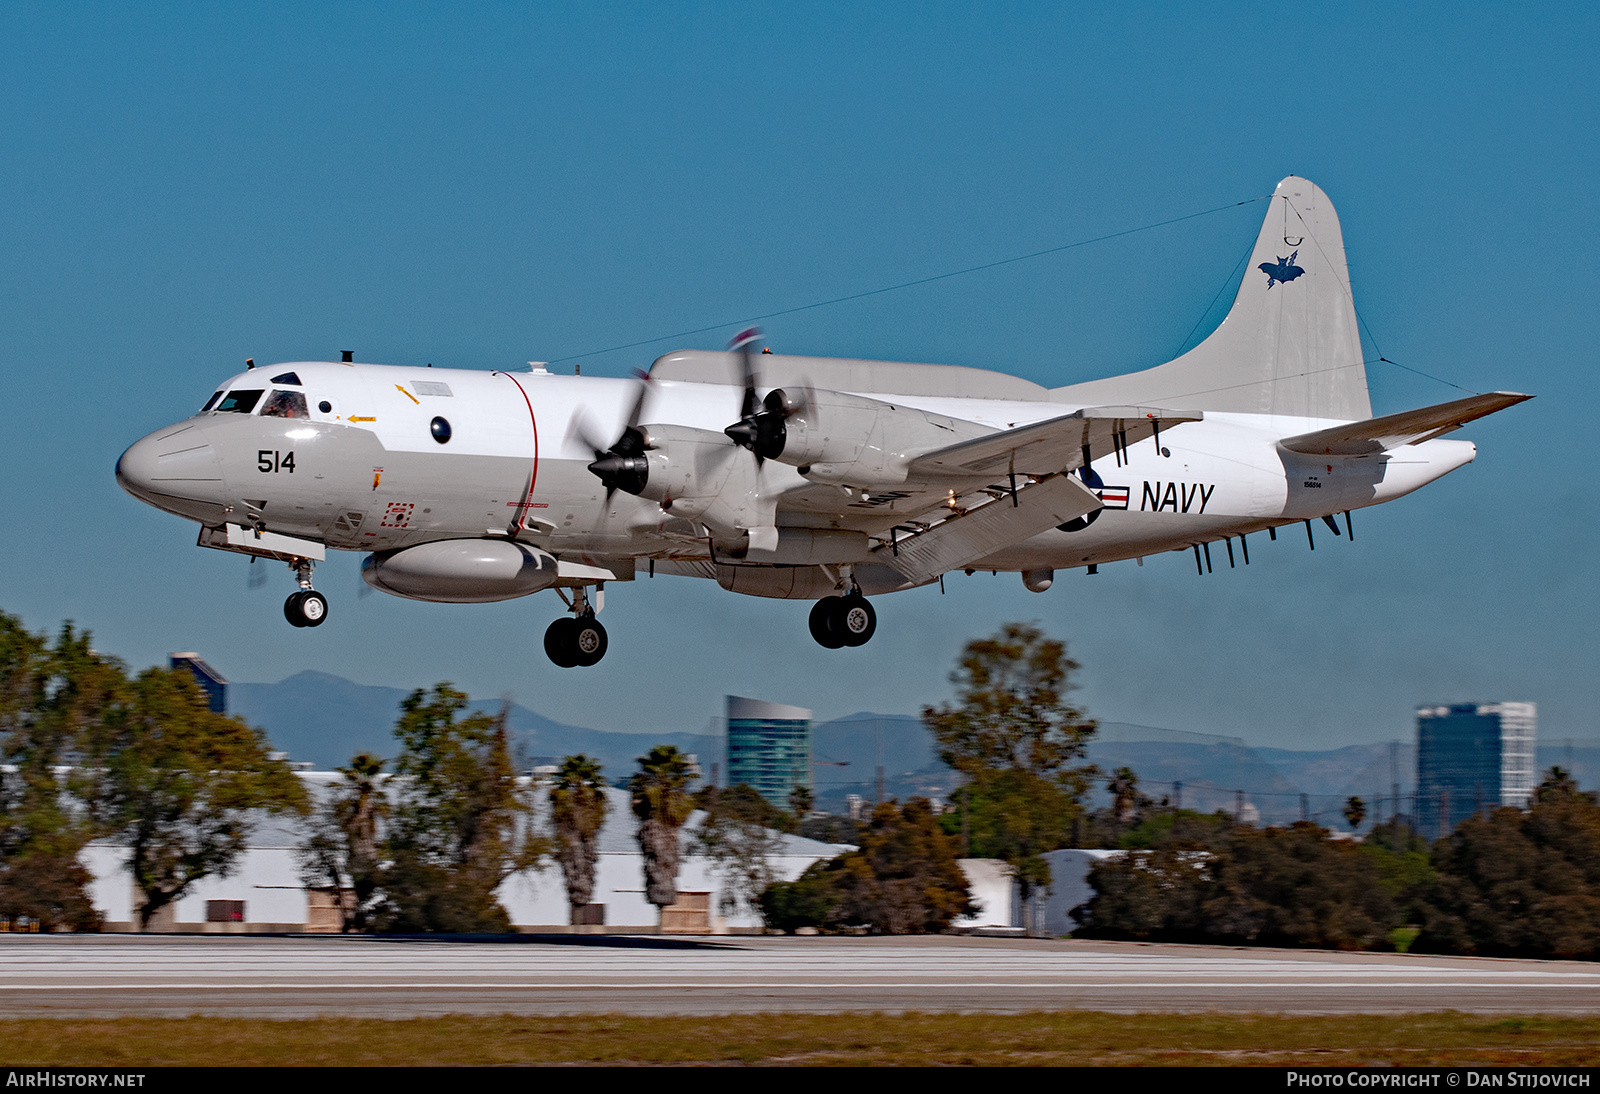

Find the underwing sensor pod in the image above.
[
  {"left": 116, "top": 177, "right": 1529, "bottom": 667},
  {"left": 361, "top": 540, "right": 560, "bottom": 603}
]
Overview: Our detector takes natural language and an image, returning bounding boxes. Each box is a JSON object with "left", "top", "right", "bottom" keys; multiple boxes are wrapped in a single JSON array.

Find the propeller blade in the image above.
[
  {"left": 730, "top": 328, "right": 762, "bottom": 420},
  {"left": 624, "top": 368, "right": 652, "bottom": 431},
  {"left": 566, "top": 412, "right": 610, "bottom": 461}
]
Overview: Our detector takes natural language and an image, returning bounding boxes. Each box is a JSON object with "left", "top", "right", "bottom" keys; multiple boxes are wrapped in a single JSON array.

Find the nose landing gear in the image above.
[
  {"left": 544, "top": 585, "right": 607, "bottom": 668},
  {"left": 283, "top": 558, "right": 328, "bottom": 628}
]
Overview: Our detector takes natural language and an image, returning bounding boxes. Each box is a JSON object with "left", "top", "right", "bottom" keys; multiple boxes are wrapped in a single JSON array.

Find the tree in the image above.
[
  {"left": 1360, "top": 816, "right": 1436, "bottom": 923},
  {"left": 1535, "top": 766, "right": 1590, "bottom": 805},
  {"left": 549, "top": 754, "right": 610, "bottom": 925},
  {"left": 1108, "top": 767, "right": 1140, "bottom": 825},
  {"left": 297, "top": 752, "right": 388, "bottom": 932},
  {"left": 1415, "top": 769, "right": 1600, "bottom": 959},
  {"left": 788, "top": 784, "right": 813, "bottom": 822},
  {"left": 693, "top": 784, "right": 787, "bottom": 923},
  {"left": 105, "top": 667, "right": 307, "bottom": 929},
  {"left": 1076, "top": 819, "right": 1398, "bottom": 949},
  {"left": 377, "top": 686, "right": 542, "bottom": 932},
  {"left": 922, "top": 623, "right": 1098, "bottom": 934},
  {"left": 1201, "top": 823, "right": 1397, "bottom": 949},
  {"left": 630, "top": 745, "right": 695, "bottom": 916},
  {"left": 0, "top": 616, "right": 106, "bottom": 930},
  {"left": 760, "top": 798, "right": 974, "bottom": 934},
  {"left": 1343, "top": 796, "right": 1367, "bottom": 832}
]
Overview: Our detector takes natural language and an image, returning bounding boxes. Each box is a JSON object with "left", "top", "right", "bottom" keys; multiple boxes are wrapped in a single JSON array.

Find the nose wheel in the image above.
[
  {"left": 285, "top": 590, "right": 329, "bottom": 628},
  {"left": 808, "top": 593, "right": 876, "bottom": 648},
  {"left": 283, "top": 557, "right": 328, "bottom": 628}
]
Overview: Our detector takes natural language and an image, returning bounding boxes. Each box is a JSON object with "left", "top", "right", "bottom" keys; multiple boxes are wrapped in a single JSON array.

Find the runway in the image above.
[{"left": 3, "top": 935, "right": 1597, "bottom": 1017}]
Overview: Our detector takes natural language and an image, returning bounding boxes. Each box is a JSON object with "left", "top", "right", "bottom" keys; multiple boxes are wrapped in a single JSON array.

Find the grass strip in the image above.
[{"left": 1, "top": 1012, "right": 1598, "bottom": 1066}]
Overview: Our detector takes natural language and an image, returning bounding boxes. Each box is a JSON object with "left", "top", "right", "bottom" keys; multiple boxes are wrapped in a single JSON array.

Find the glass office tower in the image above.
[
  {"left": 170, "top": 652, "right": 227, "bottom": 714},
  {"left": 726, "top": 695, "right": 812, "bottom": 808},
  {"left": 1415, "top": 701, "right": 1537, "bottom": 837}
]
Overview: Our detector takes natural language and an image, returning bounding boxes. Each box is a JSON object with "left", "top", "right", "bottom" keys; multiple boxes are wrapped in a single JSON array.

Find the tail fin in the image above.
[{"left": 1054, "top": 176, "right": 1371, "bottom": 420}]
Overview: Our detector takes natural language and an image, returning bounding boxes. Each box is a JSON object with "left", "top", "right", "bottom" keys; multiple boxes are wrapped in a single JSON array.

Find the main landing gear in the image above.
[
  {"left": 544, "top": 585, "right": 607, "bottom": 668},
  {"left": 808, "top": 592, "right": 876, "bottom": 648},
  {"left": 283, "top": 558, "right": 328, "bottom": 628}
]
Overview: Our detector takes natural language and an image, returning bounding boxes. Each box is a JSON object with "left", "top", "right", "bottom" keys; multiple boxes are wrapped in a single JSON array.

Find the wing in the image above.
[
  {"left": 1278, "top": 392, "right": 1531, "bottom": 456},
  {"left": 854, "top": 406, "right": 1199, "bottom": 584},
  {"left": 906, "top": 405, "right": 1202, "bottom": 480}
]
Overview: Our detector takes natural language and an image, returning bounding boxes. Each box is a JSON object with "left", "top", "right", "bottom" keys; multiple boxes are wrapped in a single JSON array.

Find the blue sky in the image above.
[{"left": 3, "top": 3, "right": 1595, "bottom": 752}]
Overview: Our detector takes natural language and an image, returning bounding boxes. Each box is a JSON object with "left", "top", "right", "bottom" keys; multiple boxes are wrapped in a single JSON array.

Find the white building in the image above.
[{"left": 81, "top": 774, "right": 853, "bottom": 933}]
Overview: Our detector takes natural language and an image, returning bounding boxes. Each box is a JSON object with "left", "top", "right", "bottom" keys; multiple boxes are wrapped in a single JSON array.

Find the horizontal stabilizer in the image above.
[
  {"left": 907, "top": 405, "right": 1201, "bottom": 480},
  {"left": 1279, "top": 391, "right": 1531, "bottom": 456},
  {"left": 875, "top": 473, "right": 1101, "bottom": 584}
]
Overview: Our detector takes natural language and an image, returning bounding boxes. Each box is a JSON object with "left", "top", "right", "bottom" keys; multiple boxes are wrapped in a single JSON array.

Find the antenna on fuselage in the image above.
[
  {"left": 341, "top": 350, "right": 354, "bottom": 363},
  {"left": 245, "top": 358, "right": 255, "bottom": 370}
]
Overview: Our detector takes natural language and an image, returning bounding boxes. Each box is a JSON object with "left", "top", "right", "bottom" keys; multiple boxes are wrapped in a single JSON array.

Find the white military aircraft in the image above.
[{"left": 117, "top": 177, "right": 1528, "bottom": 667}]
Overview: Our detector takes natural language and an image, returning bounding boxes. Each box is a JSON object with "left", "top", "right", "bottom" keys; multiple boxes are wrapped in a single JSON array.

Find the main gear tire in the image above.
[
  {"left": 544, "top": 617, "right": 579, "bottom": 668},
  {"left": 809, "top": 597, "right": 846, "bottom": 648}
]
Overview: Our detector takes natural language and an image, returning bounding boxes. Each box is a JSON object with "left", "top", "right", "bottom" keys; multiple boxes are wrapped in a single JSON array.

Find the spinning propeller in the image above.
[
  {"left": 722, "top": 328, "right": 810, "bottom": 464},
  {"left": 571, "top": 370, "right": 653, "bottom": 500}
]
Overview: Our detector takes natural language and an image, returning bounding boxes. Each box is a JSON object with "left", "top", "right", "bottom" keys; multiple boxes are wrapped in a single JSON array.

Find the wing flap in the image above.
[
  {"left": 1279, "top": 392, "right": 1532, "bottom": 456},
  {"left": 872, "top": 473, "right": 1101, "bottom": 585},
  {"left": 906, "top": 405, "right": 1201, "bottom": 479}
]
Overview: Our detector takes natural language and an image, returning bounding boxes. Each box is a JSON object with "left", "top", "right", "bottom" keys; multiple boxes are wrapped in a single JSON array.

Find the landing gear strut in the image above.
[
  {"left": 808, "top": 592, "right": 876, "bottom": 648},
  {"left": 283, "top": 558, "right": 328, "bottom": 628},
  {"left": 544, "top": 586, "right": 608, "bottom": 668}
]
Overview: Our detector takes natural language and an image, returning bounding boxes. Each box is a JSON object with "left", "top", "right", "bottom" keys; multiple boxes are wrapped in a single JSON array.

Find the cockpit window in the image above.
[
  {"left": 260, "top": 389, "right": 310, "bottom": 419},
  {"left": 270, "top": 372, "right": 302, "bottom": 386},
  {"left": 199, "top": 391, "right": 224, "bottom": 413},
  {"left": 216, "top": 389, "right": 264, "bottom": 414}
]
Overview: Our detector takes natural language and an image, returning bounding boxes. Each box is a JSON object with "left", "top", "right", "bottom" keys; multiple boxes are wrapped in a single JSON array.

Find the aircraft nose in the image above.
[{"left": 116, "top": 425, "right": 222, "bottom": 502}]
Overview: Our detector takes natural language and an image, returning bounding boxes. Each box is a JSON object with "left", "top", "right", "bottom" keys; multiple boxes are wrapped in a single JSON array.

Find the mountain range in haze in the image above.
[{"left": 228, "top": 671, "right": 1598, "bottom": 829}]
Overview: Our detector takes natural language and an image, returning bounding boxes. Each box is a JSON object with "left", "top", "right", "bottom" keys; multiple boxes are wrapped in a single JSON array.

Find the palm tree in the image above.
[
  {"left": 630, "top": 745, "right": 695, "bottom": 916},
  {"left": 336, "top": 751, "right": 387, "bottom": 931},
  {"left": 550, "top": 754, "right": 609, "bottom": 925},
  {"left": 1108, "top": 766, "right": 1139, "bottom": 825},
  {"left": 1342, "top": 795, "right": 1367, "bottom": 833}
]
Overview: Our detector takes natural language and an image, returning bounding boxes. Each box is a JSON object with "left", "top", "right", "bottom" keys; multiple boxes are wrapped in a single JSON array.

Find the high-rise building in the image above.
[
  {"left": 726, "top": 695, "right": 811, "bottom": 808},
  {"left": 170, "top": 652, "right": 227, "bottom": 714},
  {"left": 1415, "top": 702, "right": 1536, "bottom": 836}
]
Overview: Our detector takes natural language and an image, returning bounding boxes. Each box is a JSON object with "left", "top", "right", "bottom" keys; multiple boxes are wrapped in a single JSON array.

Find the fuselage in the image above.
[{"left": 116, "top": 359, "right": 1476, "bottom": 584}]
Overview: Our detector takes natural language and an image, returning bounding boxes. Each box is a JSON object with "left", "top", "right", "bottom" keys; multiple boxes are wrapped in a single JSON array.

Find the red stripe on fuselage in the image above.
[{"left": 499, "top": 373, "right": 540, "bottom": 530}]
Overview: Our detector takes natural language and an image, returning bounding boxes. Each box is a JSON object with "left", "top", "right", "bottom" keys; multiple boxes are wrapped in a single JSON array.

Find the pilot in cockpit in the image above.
[{"left": 260, "top": 389, "right": 309, "bottom": 418}]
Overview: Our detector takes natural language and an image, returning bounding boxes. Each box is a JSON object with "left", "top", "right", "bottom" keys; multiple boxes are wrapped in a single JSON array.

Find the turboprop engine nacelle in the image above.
[
  {"left": 629, "top": 423, "right": 777, "bottom": 539},
  {"left": 742, "top": 388, "right": 987, "bottom": 486},
  {"left": 362, "top": 539, "right": 560, "bottom": 603}
]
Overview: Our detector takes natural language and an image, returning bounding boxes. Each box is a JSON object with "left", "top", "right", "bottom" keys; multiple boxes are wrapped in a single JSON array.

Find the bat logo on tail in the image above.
[{"left": 1259, "top": 250, "right": 1305, "bottom": 289}]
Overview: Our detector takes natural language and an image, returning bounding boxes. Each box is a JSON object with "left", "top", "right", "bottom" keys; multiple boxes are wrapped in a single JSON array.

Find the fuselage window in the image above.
[
  {"left": 431, "top": 416, "right": 452, "bottom": 444},
  {"left": 199, "top": 391, "right": 224, "bottom": 413},
  {"left": 270, "top": 372, "right": 303, "bottom": 386},
  {"left": 318, "top": 400, "right": 332, "bottom": 414},
  {"left": 260, "top": 389, "right": 310, "bottom": 419},
  {"left": 216, "top": 389, "right": 264, "bottom": 414}
]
